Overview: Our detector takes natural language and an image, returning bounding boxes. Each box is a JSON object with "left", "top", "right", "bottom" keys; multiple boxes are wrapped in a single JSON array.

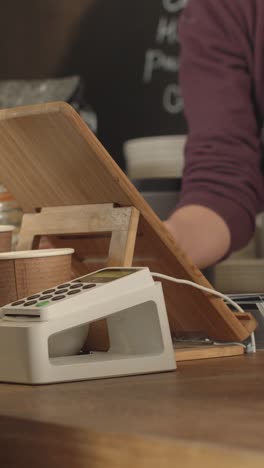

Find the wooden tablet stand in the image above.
[{"left": 0, "top": 102, "right": 257, "bottom": 361}]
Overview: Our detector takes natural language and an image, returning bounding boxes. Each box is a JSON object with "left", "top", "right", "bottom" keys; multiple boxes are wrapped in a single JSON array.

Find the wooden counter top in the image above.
[{"left": 1, "top": 353, "right": 264, "bottom": 467}]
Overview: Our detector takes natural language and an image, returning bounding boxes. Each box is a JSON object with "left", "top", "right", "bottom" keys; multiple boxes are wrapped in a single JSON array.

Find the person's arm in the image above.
[{"left": 165, "top": 0, "right": 264, "bottom": 268}]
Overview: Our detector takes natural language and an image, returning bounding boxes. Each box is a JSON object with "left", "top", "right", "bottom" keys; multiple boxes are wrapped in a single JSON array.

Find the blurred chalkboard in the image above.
[{"left": 61, "top": 0, "right": 188, "bottom": 168}]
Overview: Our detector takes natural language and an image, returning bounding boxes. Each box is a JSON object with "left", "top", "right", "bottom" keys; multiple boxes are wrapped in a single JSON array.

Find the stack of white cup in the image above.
[{"left": 123, "top": 135, "right": 186, "bottom": 179}]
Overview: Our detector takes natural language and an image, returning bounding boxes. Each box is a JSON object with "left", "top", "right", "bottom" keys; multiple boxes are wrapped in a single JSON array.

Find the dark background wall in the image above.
[
  {"left": 0, "top": 0, "right": 95, "bottom": 79},
  {"left": 0, "top": 0, "right": 187, "bottom": 167}
]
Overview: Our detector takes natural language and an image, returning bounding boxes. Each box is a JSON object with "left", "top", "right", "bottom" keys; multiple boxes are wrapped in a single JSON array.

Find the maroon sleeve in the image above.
[{"left": 177, "top": 0, "right": 264, "bottom": 253}]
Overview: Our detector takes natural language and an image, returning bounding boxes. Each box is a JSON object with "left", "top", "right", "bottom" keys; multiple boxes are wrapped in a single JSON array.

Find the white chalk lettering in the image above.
[
  {"left": 156, "top": 16, "right": 178, "bottom": 44},
  {"left": 143, "top": 49, "right": 179, "bottom": 83},
  {"left": 162, "top": 0, "right": 187, "bottom": 14},
  {"left": 163, "top": 84, "right": 183, "bottom": 114}
]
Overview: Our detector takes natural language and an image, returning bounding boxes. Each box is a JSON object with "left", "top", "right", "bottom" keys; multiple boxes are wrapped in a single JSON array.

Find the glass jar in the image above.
[{"left": 0, "top": 185, "right": 23, "bottom": 249}]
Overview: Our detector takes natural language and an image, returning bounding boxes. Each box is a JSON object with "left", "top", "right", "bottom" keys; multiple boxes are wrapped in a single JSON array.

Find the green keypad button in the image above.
[{"left": 36, "top": 301, "right": 50, "bottom": 308}]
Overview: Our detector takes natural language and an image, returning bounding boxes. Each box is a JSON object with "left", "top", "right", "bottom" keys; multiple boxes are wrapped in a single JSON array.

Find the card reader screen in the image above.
[{"left": 81, "top": 268, "right": 138, "bottom": 283}]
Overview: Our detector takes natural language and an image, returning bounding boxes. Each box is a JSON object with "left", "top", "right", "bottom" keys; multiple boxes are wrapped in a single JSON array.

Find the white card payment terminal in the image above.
[{"left": 0, "top": 267, "right": 176, "bottom": 384}]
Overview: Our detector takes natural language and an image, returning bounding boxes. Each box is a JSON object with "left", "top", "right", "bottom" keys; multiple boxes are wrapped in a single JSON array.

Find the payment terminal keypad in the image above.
[{"left": 9, "top": 281, "right": 97, "bottom": 308}]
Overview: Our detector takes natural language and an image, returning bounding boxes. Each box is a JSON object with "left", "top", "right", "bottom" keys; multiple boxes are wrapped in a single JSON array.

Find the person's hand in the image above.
[
  {"left": 38, "top": 236, "right": 57, "bottom": 250},
  {"left": 164, "top": 205, "right": 231, "bottom": 269}
]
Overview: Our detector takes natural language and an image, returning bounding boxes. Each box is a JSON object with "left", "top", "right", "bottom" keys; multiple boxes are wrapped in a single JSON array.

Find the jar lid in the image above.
[{"left": 0, "top": 192, "right": 15, "bottom": 202}]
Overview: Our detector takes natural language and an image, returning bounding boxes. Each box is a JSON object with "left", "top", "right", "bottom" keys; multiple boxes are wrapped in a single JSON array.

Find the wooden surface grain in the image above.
[
  {"left": 1, "top": 414, "right": 264, "bottom": 468},
  {"left": 0, "top": 352, "right": 264, "bottom": 457}
]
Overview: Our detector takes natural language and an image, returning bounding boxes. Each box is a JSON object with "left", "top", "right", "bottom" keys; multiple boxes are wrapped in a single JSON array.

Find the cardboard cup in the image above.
[
  {"left": 0, "top": 248, "right": 90, "bottom": 358},
  {"left": 0, "top": 248, "right": 74, "bottom": 306},
  {"left": 0, "top": 225, "right": 15, "bottom": 253}
]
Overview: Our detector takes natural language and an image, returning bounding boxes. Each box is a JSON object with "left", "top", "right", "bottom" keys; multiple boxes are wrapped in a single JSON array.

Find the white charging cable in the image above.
[{"left": 151, "top": 272, "right": 256, "bottom": 353}]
